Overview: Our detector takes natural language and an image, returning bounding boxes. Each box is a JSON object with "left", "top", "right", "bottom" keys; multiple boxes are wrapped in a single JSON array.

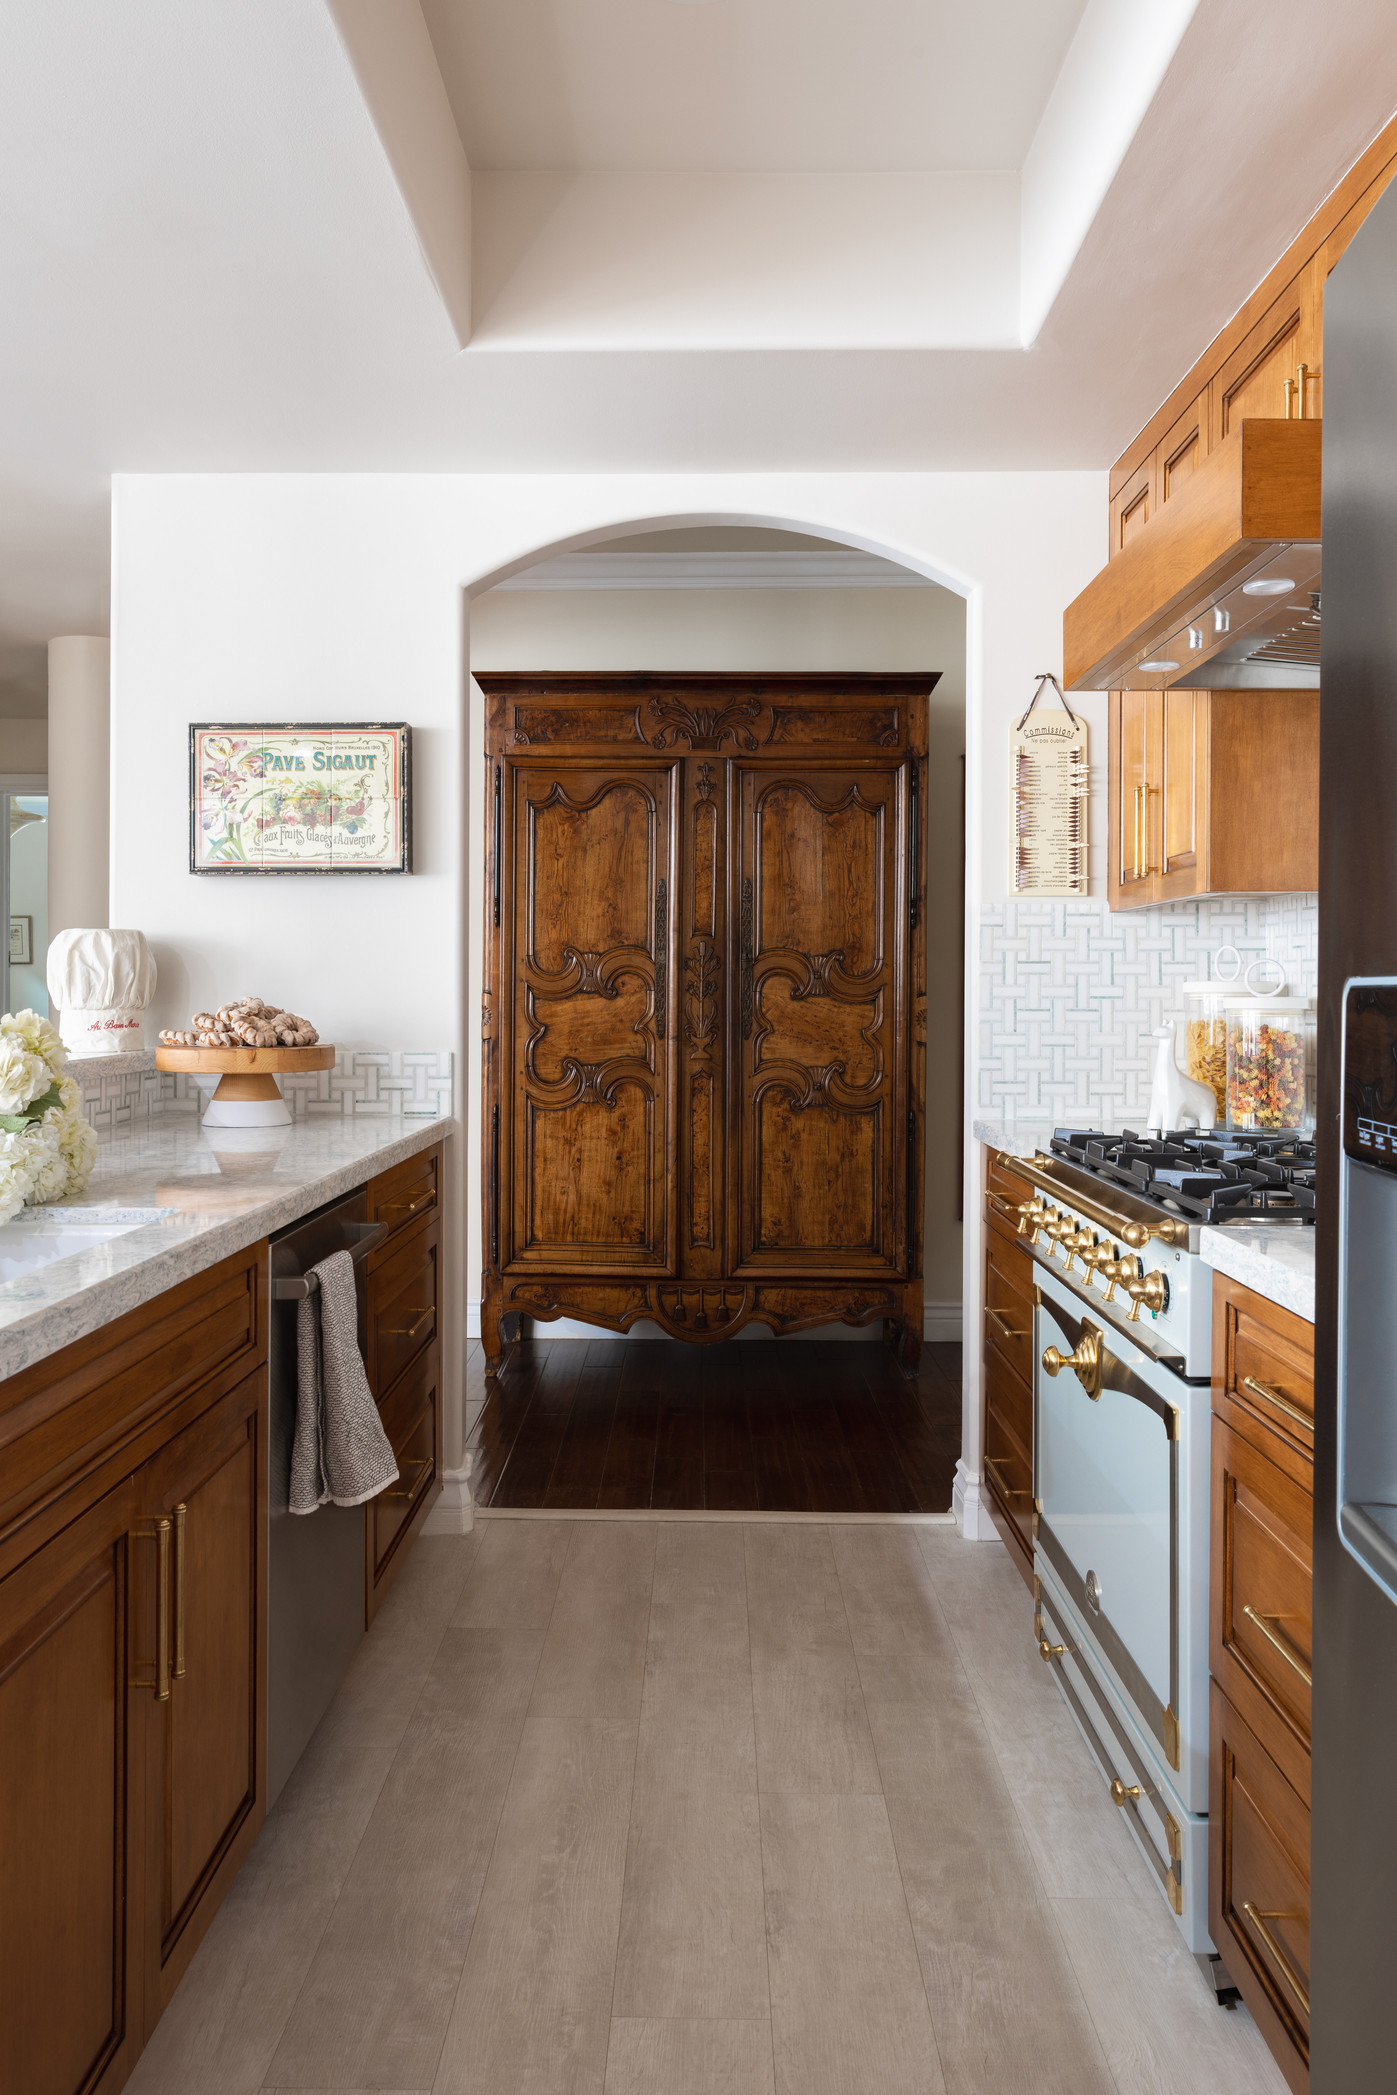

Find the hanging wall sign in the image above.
[
  {"left": 190, "top": 723, "right": 412, "bottom": 875},
  {"left": 1010, "top": 674, "right": 1088, "bottom": 897}
]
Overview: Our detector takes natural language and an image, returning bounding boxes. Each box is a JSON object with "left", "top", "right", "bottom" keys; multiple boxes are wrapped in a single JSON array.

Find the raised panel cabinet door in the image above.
[
  {"left": 731, "top": 759, "right": 907, "bottom": 1274},
  {"left": 678, "top": 756, "right": 726, "bottom": 1274},
  {"left": 1108, "top": 691, "right": 1154, "bottom": 907},
  {"left": 1154, "top": 687, "right": 1203, "bottom": 900},
  {"left": 138, "top": 1369, "right": 266, "bottom": 2028},
  {"left": 0, "top": 1473, "right": 143, "bottom": 2095},
  {"left": 506, "top": 759, "right": 678, "bottom": 1273}
]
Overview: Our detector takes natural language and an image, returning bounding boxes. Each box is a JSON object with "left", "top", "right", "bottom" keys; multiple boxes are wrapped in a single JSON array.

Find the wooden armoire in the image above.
[{"left": 478, "top": 673, "right": 934, "bottom": 1371}]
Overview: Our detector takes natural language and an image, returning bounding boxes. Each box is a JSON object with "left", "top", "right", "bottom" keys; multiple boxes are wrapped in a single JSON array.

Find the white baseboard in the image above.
[
  {"left": 422, "top": 1457, "right": 474, "bottom": 1535},
  {"left": 466, "top": 1300, "right": 963, "bottom": 1345},
  {"left": 952, "top": 1458, "right": 1001, "bottom": 1541}
]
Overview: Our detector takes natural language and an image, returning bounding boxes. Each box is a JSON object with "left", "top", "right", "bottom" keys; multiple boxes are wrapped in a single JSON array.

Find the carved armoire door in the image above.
[{"left": 479, "top": 675, "right": 933, "bottom": 1370}]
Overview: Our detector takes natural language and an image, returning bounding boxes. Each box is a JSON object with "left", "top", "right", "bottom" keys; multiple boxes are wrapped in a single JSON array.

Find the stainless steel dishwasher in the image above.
[{"left": 267, "top": 1189, "right": 385, "bottom": 1807}]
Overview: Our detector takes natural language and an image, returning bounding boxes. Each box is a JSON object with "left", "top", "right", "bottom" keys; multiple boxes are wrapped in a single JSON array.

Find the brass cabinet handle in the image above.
[
  {"left": 984, "top": 1453, "right": 1029, "bottom": 1502},
  {"left": 986, "top": 1306, "right": 1028, "bottom": 1343},
  {"left": 131, "top": 1516, "right": 173, "bottom": 1701},
  {"left": 387, "top": 1304, "right": 435, "bottom": 1339},
  {"left": 382, "top": 1457, "right": 432, "bottom": 1502},
  {"left": 1242, "top": 1903, "right": 1310, "bottom": 2016},
  {"left": 1145, "top": 784, "right": 1161, "bottom": 875},
  {"left": 172, "top": 1502, "right": 187, "bottom": 1682},
  {"left": 1110, "top": 1779, "right": 1142, "bottom": 1806},
  {"left": 1133, "top": 783, "right": 1144, "bottom": 879},
  {"left": 1241, "top": 1605, "right": 1312, "bottom": 1688},
  {"left": 984, "top": 1189, "right": 1019, "bottom": 1224},
  {"left": 384, "top": 1189, "right": 436, "bottom": 1218},
  {"left": 1241, "top": 1375, "right": 1311, "bottom": 1430},
  {"left": 1042, "top": 1324, "right": 1103, "bottom": 1399}
]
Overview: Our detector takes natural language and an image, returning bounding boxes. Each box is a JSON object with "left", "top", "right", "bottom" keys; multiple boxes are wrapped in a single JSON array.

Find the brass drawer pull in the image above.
[
  {"left": 984, "top": 1454, "right": 1029, "bottom": 1502},
  {"left": 986, "top": 1306, "right": 1028, "bottom": 1343},
  {"left": 131, "top": 1516, "right": 173, "bottom": 1701},
  {"left": 386, "top": 1304, "right": 435, "bottom": 1339},
  {"left": 1242, "top": 1903, "right": 1310, "bottom": 2017},
  {"left": 985, "top": 1190, "right": 1020, "bottom": 1224},
  {"left": 1241, "top": 1605, "right": 1312, "bottom": 1688},
  {"left": 1110, "top": 1779, "right": 1141, "bottom": 1806},
  {"left": 1241, "top": 1375, "right": 1311, "bottom": 1430},
  {"left": 382, "top": 1457, "right": 432, "bottom": 1502},
  {"left": 384, "top": 1188, "right": 436, "bottom": 1219},
  {"left": 172, "top": 1502, "right": 187, "bottom": 1682}
]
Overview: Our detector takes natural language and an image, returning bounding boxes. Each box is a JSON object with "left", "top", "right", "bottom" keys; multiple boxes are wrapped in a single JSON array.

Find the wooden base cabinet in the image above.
[
  {"left": 477, "top": 674, "right": 932, "bottom": 1371},
  {"left": 0, "top": 1245, "right": 268, "bottom": 2095},
  {"left": 363, "top": 1143, "right": 443, "bottom": 1621},
  {"left": 1209, "top": 1271, "right": 1313, "bottom": 2094},
  {"left": 982, "top": 1149, "right": 1035, "bottom": 1588}
]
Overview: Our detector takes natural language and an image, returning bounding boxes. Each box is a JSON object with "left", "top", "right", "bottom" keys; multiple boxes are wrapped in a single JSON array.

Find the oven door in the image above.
[{"left": 1034, "top": 1267, "right": 1182, "bottom": 1774}]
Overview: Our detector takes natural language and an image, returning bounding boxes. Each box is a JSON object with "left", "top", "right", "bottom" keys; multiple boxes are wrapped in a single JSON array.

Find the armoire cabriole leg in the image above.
[{"left": 480, "top": 1286, "right": 506, "bottom": 1376}]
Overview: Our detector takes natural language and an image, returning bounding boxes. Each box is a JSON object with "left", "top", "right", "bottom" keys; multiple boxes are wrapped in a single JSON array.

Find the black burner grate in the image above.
[{"left": 1048, "top": 1128, "right": 1317, "bottom": 1227}]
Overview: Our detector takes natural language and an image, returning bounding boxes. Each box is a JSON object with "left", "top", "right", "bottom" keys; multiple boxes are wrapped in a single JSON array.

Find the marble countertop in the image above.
[
  {"left": 1199, "top": 1224, "right": 1315, "bottom": 1324},
  {"left": 972, "top": 1117, "right": 1056, "bottom": 1159},
  {"left": 0, "top": 1109, "right": 456, "bottom": 1382}
]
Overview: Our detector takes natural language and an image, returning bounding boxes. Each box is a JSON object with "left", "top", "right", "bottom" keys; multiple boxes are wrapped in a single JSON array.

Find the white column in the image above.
[{"left": 46, "top": 636, "right": 110, "bottom": 942}]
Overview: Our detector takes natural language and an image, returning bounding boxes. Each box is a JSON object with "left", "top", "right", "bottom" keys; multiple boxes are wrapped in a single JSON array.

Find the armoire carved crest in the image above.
[{"left": 478, "top": 673, "right": 935, "bottom": 1369}]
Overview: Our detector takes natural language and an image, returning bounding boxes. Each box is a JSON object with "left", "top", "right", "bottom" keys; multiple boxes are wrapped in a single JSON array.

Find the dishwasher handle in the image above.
[{"left": 273, "top": 1221, "right": 387, "bottom": 1300}]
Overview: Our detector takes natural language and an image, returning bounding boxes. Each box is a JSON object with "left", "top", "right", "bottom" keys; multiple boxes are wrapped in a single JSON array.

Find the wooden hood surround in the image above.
[
  {"left": 476, "top": 672, "right": 933, "bottom": 1373},
  {"left": 1063, "top": 419, "right": 1321, "bottom": 693}
]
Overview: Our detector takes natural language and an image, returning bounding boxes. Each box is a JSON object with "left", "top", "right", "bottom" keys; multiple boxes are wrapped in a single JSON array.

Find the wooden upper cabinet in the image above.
[
  {"left": 1107, "top": 688, "right": 1318, "bottom": 910},
  {"left": 732, "top": 760, "right": 906, "bottom": 1276},
  {"left": 1109, "top": 461, "right": 1152, "bottom": 559},
  {"left": 507, "top": 758, "right": 677, "bottom": 1274},
  {"left": 1210, "top": 280, "right": 1320, "bottom": 446}
]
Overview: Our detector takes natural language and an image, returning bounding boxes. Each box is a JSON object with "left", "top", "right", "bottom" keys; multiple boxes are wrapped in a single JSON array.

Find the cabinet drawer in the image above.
[
  {"left": 984, "top": 1230, "right": 1034, "bottom": 1386},
  {"left": 983, "top": 1346, "right": 1033, "bottom": 1565},
  {"left": 370, "top": 1344, "right": 438, "bottom": 1587},
  {"left": 1211, "top": 1414, "right": 1312, "bottom": 1768},
  {"left": 1210, "top": 1682, "right": 1309, "bottom": 2091},
  {"left": 1214, "top": 1274, "right": 1314, "bottom": 1449},
  {"left": 367, "top": 1146, "right": 440, "bottom": 1248},
  {"left": 985, "top": 1150, "right": 1031, "bottom": 1234},
  {"left": 984, "top": 1314, "right": 1032, "bottom": 1457},
  {"left": 367, "top": 1221, "right": 439, "bottom": 1399}
]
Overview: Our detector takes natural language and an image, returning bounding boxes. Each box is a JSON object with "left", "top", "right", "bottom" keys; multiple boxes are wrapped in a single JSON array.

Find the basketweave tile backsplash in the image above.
[
  {"left": 78, "top": 1050, "right": 453, "bottom": 1130},
  {"left": 978, "top": 896, "right": 1318, "bottom": 1124}
]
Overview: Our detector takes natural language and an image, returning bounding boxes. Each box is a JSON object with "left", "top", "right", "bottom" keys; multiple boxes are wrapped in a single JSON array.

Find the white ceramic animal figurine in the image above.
[{"left": 1147, "top": 1020, "right": 1218, "bottom": 1132}]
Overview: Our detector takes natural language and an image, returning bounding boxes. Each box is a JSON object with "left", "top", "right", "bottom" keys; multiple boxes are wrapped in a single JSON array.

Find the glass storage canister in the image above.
[
  {"left": 1180, "top": 979, "right": 1230, "bottom": 1121},
  {"left": 1225, "top": 990, "right": 1313, "bottom": 1132}
]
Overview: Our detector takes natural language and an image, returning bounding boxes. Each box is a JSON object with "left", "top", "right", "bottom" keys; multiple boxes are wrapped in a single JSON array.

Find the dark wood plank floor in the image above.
[{"left": 466, "top": 1339, "right": 962, "bottom": 1513}]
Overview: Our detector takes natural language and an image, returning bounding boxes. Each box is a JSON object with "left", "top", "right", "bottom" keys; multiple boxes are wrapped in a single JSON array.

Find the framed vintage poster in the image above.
[
  {"left": 9, "top": 915, "right": 31, "bottom": 966},
  {"left": 190, "top": 723, "right": 412, "bottom": 875}
]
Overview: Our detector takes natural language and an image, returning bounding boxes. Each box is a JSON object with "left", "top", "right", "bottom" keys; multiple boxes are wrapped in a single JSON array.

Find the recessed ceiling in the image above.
[{"left": 420, "top": 0, "right": 1089, "bottom": 173}]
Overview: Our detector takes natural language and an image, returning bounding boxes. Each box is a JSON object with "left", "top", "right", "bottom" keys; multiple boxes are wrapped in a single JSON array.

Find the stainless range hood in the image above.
[{"left": 1064, "top": 420, "right": 1322, "bottom": 692}]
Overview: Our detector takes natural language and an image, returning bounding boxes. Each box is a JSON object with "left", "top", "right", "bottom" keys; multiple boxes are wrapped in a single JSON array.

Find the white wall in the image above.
[
  {"left": 110, "top": 469, "right": 1105, "bottom": 1527},
  {"left": 471, "top": 582, "right": 966, "bottom": 1309}
]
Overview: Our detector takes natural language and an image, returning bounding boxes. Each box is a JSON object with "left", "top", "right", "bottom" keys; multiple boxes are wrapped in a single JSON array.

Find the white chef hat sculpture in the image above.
[{"left": 46, "top": 929, "right": 158, "bottom": 1057}]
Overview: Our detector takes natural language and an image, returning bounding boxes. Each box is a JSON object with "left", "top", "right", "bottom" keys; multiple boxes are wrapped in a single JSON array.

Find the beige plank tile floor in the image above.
[{"left": 128, "top": 1517, "right": 1288, "bottom": 2095}]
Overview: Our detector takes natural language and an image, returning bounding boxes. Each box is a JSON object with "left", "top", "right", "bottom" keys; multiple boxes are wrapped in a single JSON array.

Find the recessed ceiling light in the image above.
[
  {"left": 1242, "top": 577, "right": 1296, "bottom": 595},
  {"left": 1139, "top": 659, "right": 1180, "bottom": 672}
]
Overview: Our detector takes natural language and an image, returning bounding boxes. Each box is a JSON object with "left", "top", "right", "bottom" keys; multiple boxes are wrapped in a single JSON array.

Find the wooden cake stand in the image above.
[{"left": 155, "top": 1043, "right": 335, "bottom": 1127}]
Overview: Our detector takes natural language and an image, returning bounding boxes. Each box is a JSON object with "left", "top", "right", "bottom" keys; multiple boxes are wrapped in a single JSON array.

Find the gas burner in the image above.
[{"left": 1048, "top": 1127, "right": 1318, "bottom": 1227}]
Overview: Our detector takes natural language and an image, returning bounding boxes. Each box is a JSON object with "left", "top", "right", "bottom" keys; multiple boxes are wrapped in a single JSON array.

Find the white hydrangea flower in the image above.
[
  {"left": 0, "top": 1126, "right": 44, "bottom": 1222},
  {"left": 0, "top": 1008, "right": 65, "bottom": 1074},
  {"left": 0, "top": 1036, "right": 52, "bottom": 1115}
]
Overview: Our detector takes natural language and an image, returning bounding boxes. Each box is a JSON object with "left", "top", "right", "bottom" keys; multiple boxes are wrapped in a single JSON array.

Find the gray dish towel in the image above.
[{"left": 289, "top": 1248, "right": 399, "bottom": 1513}]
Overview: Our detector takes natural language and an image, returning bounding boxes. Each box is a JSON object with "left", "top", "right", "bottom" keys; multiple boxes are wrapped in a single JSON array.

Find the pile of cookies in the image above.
[{"left": 159, "top": 998, "right": 320, "bottom": 1049}]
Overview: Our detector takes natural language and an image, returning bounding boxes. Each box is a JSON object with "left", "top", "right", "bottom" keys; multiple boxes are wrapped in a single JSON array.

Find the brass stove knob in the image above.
[
  {"left": 1124, "top": 1269, "right": 1170, "bottom": 1323},
  {"left": 1016, "top": 1198, "right": 1046, "bottom": 1244},
  {"left": 1060, "top": 1227, "right": 1094, "bottom": 1271},
  {"left": 1099, "top": 1252, "right": 1139, "bottom": 1304}
]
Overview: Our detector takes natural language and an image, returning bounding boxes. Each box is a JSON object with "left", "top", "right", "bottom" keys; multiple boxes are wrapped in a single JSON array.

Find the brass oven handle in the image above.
[
  {"left": 1242, "top": 1903, "right": 1310, "bottom": 2016},
  {"left": 1042, "top": 1325, "right": 1103, "bottom": 1399},
  {"left": 1006, "top": 1155, "right": 1184, "bottom": 1248},
  {"left": 381, "top": 1457, "right": 432, "bottom": 1502},
  {"left": 986, "top": 1306, "right": 1028, "bottom": 1343},
  {"left": 984, "top": 1453, "right": 1029, "bottom": 1502},
  {"left": 172, "top": 1502, "right": 187, "bottom": 1682},
  {"left": 386, "top": 1304, "right": 435, "bottom": 1339},
  {"left": 1241, "top": 1375, "right": 1311, "bottom": 1430},
  {"left": 1242, "top": 1605, "right": 1312, "bottom": 1688},
  {"left": 1110, "top": 1779, "right": 1142, "bottom": 1806}
]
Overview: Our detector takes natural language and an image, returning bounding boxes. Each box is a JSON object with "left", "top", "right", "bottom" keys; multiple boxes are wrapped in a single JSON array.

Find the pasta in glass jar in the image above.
[{"left": 1225, "top": 993, "right": 1312, "bottom": 1132}]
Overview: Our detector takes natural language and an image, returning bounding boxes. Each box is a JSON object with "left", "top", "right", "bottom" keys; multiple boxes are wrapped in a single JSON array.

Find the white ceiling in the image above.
[
  {"left": 1, "top": 0, "right": 1396, "bottom": 683},
  {"left": 419, "top": 0, "right": 1089, "bottom": 173}
]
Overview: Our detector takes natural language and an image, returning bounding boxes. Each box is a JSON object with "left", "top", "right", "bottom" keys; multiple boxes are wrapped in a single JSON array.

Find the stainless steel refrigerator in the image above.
[{"left": 1314, "top": 166, "right": 1397, "bottom": 2091}]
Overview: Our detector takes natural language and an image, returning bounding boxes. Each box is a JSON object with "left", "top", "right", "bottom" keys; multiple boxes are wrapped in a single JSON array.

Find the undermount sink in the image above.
[{"left": 0, "top": 1206, "right": 173, "bottom": 1285}]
